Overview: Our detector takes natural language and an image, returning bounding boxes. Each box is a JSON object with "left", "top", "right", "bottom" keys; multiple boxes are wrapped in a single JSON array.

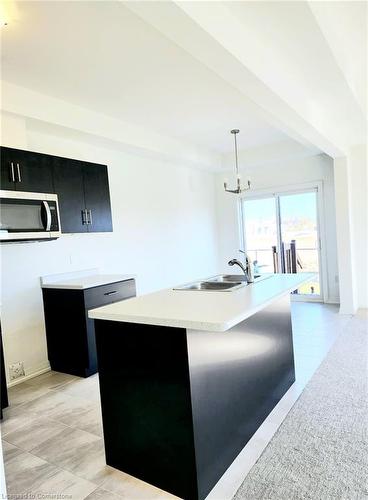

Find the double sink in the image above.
[{"left": 174, "top": 274, "right": 271, "bottom": 292}]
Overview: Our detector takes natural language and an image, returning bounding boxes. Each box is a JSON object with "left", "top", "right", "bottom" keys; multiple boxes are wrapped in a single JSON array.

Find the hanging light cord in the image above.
[
  {"left": 224, "top": 129, "right": 251, "bottom": 194},
  {"left": 234, "top": 130, "right": 239, "bottom": 178}
]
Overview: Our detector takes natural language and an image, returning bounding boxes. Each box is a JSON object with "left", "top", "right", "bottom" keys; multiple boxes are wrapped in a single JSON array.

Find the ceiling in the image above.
[
  {"left": 1, "top": 1, "right": 365, "bottom": 161},
  {"left": 225, "top": 1, "right": 366, "bottom": 136},
  {"left": 1, "top": 1, "right": 290, "bottom": 154}
]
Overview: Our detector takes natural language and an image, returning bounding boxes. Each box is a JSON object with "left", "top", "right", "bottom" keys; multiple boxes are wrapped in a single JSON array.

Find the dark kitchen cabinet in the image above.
[
  {"left": 15, "top": 150, "right": 54, "bottom": 194},
  {"left": 42, "top": 278, "right": 136, "bottom": 377},
  {"left": 83, "top": 163, "right": 113, "bottom": 232},
  {"left": 0, "top": 147, "right": 17, "bottom": 190},
  {"left": 52, "top": 157, "right": 88, "bottom": 234},
  {"left": 1, "top": 146, "right": 113, "bottom": 234},
  {"left": 0, "top": 321, "right": 9, "bottom": 419},
  {"left": 0, "top": 147, "right": 54, "bottom": 193},
  {"left": 52, "top": 158, "right": 113, "bottom": 234}
]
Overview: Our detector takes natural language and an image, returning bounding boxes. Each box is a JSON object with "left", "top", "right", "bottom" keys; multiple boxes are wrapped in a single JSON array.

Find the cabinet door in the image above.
[
  {"left": 1, "top": 148, "right": 54, "bottom": 193},
  {"left": 83, "top": 163, "right": 113, "bottom": 232},
  {"left": 53, "top": 157, "right": 88, "bottom": 233},
  {"left": 15, "top": 150, "right": 54, "bottom": 193},
  {"left": 0, "top": 147, "right": 18, "bottom": 191},
  {"left": 43, "top": 289, "right": 90, "bottom": 377}
]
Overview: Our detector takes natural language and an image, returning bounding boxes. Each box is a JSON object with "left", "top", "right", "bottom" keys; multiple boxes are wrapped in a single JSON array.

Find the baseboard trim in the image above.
[
  {"left": 290, "top": 295, "right": 323, "bottom": 303},
  {"left": 325, "top": 298, "right": 340, "bottom": 305},
  {"left": 7, "top": 366, "right": 51, "bottom": 388}
]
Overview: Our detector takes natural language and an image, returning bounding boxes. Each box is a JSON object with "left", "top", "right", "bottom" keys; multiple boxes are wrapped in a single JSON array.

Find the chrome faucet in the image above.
[{"left": 228, "top": 254, "right": 254, "bottom": 283}]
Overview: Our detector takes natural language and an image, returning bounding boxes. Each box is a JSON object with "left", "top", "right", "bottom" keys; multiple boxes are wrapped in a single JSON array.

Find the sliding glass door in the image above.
[
  {"left": 241, "top": 196, "right": 278, "bottom": 274},
  {"left": 242, "top": 188, "right": 322, "bottom": 299}
]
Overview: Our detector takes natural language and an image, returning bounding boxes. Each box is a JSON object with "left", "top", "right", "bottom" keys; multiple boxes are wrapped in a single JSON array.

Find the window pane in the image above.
[
  {"left": 279, "top": 191, "right": 320, "bottom": 295},
  {"left": 243, "top": 197, "right": 277, "bottom": 274}
]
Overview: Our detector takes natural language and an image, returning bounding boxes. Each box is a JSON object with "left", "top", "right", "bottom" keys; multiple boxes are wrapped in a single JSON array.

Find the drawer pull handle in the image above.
[{"left": 104, "top": 290, "right": 117, "bottom": 296}]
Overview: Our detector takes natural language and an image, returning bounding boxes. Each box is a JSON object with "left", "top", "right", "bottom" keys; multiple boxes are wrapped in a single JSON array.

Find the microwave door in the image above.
[
  {"left": 0, "top": 191, "right": 60, "bottom": 242},
  {"left": 0, "top": 197, "right": 51, "bottom": 240}
]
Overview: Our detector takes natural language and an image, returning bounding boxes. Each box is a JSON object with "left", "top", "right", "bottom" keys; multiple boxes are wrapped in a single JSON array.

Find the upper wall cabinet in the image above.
[
  {"left": 0, "top": 146, "right": 113, "bottom": 234},
  {"left": 0, "top": 147, "right": 54, "bottom": 193},
  {"left": 52, "top": 157, "right": 88, "bottom": 234},
  {"left": 53, "top": 158, "right": 113, "bottom": 233},
  {"left": 83, "top": 163, "right": 113, "bottom": 233},
  {"left": 0, "top": 147, "right": 17, "bottom": 191}
]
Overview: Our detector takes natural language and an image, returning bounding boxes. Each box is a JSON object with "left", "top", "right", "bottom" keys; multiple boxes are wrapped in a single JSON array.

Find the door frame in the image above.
[{"left": 239, "top": 180, "right": 328, "bottom": 303}]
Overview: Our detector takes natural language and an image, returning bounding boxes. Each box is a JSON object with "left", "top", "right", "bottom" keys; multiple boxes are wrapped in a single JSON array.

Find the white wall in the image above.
[
  {"left": 349, "top": 144, "right": 368, "bottom": 309},
  {"left": 215, "top": 154, "right": 339, "bottom": 303},
  {"left": 2, "top": 81, "right": 221, "bottom": 170},
  {"left": 333, "top": 147, "right": 367, "bottom": 313},
  {"left": 333, "top": 157, "right": 357, "bottom": 314},
  {"left": 1, "top": 113, "right": 220, "bottom": 380}
]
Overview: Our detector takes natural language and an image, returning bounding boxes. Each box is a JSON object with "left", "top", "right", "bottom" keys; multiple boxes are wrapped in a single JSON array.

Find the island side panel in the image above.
[
  {"left": 94, "top": 319, "right": 199, "bottom": 500},
  {"left": 187, "top": 294, "right": 295, "bottom": 499}
]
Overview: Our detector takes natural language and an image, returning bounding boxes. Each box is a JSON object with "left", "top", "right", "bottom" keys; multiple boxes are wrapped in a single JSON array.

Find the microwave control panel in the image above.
[{"left": 47, "top": 201, "right": 60, "bottom": 231}]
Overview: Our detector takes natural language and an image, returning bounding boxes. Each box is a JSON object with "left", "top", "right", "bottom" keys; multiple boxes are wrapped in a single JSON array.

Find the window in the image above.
[{"left": 242, "top": 188, "right": 322, "bottom": 298}]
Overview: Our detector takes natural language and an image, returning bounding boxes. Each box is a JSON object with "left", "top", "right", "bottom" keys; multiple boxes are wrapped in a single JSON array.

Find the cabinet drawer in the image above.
[{"left": 84, "top": 279, "right": 136, "bottom": 310}]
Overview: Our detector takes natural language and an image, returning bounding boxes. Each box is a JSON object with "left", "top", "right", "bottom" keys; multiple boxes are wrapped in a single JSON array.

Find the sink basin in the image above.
[
  {"left": 208, "top": 274, "right": 248, "bottom": 282},
  {"left": 207, "top": 274, "right": 270, "bottom": 283},
  {"left": 174, "top": 281, "right": 244, "bottom": 291},
  {"left": 173, "top": 274, "right": 272, "bottom": 292}
]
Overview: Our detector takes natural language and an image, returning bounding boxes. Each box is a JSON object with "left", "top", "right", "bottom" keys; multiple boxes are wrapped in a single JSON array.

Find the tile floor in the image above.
[{"left": 1, "top": 302, "right": 353, "bottom": 500}]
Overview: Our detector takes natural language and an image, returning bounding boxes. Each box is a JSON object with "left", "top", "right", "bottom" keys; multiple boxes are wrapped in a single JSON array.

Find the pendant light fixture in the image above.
[{"left": 224, "top": 129, "right": 251, "bottom": 194}]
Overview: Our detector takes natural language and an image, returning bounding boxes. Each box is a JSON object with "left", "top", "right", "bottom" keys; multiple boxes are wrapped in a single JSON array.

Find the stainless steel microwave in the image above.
[{"left": 0, "top": 190, "right": 61, "bottom": 242}]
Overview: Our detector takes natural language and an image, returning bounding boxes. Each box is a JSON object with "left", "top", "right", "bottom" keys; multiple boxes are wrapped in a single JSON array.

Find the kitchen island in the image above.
[{"left": 89, "top": 273, "right": 314, "bottom": 500}]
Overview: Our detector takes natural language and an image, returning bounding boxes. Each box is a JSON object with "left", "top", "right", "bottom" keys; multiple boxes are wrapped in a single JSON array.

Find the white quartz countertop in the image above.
[
  {"left": 88, "top": 273, "right": 315, "bottom": 332},
  {"left": 41, "top": 274, "right": 135, "bottom": 290}
]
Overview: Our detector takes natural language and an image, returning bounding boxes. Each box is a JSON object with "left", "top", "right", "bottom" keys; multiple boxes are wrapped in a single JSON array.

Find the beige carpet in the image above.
[{"left": 234, "top": 312, "right": 368, "bottom": 500}]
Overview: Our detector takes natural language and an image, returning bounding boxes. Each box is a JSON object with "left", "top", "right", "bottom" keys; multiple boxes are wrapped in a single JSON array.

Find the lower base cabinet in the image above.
[
  {"left": 42, "top": 279, "right": 136, "bottom": 377},
  {"left": 1, "top": 322, "right": 9, "bottom": 419}
]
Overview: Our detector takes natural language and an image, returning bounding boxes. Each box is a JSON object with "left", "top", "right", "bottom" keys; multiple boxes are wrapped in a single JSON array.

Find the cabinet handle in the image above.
[
  {"left": 87, "top": 209, "right": 92, "bottom": 225},
  {"left": 10, "top": 162, "right": 15, "bottom": 182},
  {"left": 81, "top": 210, "right": 87, "bottom": 225},
  {"left": 104, "top": 290, "right": 117, "bottom": 296},
  {"left": 16, "top": 163, "right": 21, "bottom": 183}
]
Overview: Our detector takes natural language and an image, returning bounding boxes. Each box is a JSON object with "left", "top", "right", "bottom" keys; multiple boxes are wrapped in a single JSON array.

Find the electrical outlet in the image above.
[{"left": 9, "top": 361, "right": 25, "bottom": 381}]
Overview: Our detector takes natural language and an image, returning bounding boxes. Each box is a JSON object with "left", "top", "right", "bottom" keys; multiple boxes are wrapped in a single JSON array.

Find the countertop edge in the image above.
[
  {"left": 41, "top": 275, "right": 136, "bottom": 290},
  {"left": 88, "top": 274, "right": 315, "bottom": 332},
  {"left": 220, "top": 279, "right": 313, "bottom": 332}
]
